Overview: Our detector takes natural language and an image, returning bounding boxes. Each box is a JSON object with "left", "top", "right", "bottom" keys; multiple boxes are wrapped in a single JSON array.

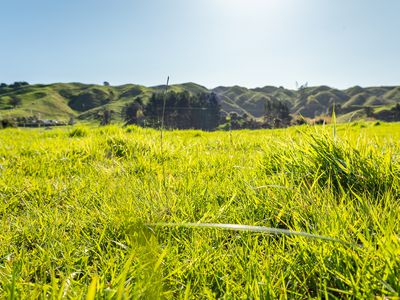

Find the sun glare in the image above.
[{"left": 214, "top": 0, "right": 280, "bottom": 14}]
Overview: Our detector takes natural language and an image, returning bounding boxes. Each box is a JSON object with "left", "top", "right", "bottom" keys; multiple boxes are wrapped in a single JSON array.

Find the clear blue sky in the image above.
[{"left": 1, "top": 0, "right": 399, "bottom": 89}]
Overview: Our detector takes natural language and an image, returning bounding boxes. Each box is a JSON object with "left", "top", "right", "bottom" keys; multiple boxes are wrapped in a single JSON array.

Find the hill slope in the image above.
[
  {"left": 212, "top": 84, "right": 400, "bottom": 120},
  {"left": 1, "top": 82, "right": 400, "bottom": 123}
]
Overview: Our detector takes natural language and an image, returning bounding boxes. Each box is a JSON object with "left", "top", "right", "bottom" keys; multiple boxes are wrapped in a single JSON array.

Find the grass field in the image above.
[{"left": 0, "top": 122, "right": 400, "bottom": 298}]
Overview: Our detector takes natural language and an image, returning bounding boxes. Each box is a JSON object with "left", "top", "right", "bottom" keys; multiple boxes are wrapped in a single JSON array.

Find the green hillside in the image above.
[
  {"left": 213, "top": 84, "right": 400, "bottom": 121},
  {"left": 1, "top": 82, "right": 400, "bottom": 123}
]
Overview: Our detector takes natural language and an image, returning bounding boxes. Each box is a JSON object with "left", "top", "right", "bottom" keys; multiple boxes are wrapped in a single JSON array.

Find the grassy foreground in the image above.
[{"left": 0, "top": 122, "right": 400, "bottom": 298}]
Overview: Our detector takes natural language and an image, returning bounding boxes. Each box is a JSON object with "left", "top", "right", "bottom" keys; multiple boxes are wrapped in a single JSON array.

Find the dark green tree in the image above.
[
  {"left": 364, "top": 106, "right": 374, "bottom": 118},
  {"left": 100, "top": 110, "right": 112, "bottom": 125},
  {"left": 10, "top": 82, "right": 29, "bottom": 88},
  {"left": 9, "top": 96, "right": 22, "bottom": 108},
  {"left": 123, "top": 100, "right": 144, "bottom": 125},
  {"left": 263, "top": 98, "right": 292, "bottom": 128}
]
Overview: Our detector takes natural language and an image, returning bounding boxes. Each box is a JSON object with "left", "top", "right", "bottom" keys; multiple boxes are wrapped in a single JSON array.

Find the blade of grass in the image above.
[{"left": 146, "top": 222, "right": 355, "bottom": 246}]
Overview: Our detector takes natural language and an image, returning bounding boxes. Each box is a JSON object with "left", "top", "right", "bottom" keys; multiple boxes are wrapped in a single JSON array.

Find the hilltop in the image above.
[{"left": 1, "top": 81, "right": 400, "bottom": 123}]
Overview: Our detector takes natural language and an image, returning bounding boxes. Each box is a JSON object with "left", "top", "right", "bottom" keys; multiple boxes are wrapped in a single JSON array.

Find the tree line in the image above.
[
  {"left": 0, "top": 81, "right": 29, "bottom": 89},
  {"left": 120, "top": 91, "right": 220, "bottom": 130}
]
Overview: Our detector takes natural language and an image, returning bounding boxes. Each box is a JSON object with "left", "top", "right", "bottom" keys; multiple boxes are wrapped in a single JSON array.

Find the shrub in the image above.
[{"left": 0, "top": 119, "right": 17, "bottom": 129}]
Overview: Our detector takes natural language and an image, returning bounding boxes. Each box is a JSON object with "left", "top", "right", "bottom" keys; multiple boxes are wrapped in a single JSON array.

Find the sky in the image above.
[{"left": 0, "top": 0, "right": 399, "bottom": 89}]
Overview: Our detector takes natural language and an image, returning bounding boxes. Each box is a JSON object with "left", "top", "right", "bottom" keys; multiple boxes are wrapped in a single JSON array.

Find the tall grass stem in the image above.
[{"left": 160, "top": 76, "right": 170, "bottom": 188}]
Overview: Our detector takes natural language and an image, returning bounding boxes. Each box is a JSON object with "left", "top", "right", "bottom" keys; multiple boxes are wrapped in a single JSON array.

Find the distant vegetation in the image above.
[
  {"left": 1, "top": 81, "right": 400, "bottom": 129},
  {"left": 123, "top": 91, "right": 220, "bottom": 130}
]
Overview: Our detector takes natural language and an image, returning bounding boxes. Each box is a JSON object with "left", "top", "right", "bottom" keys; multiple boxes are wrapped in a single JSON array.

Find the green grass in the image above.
[{"left": 0, "top": 123, "right": 400, "bottom": 298}]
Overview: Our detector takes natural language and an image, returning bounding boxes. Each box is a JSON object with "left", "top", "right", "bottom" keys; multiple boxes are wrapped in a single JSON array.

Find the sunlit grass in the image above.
[{"left": 0, "top": 122, "right": 399, "bottom": 298}]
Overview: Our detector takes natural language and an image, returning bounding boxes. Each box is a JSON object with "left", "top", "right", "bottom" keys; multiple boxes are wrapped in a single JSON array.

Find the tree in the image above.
[
  {"left": 100, "top": 110, "right": 112, "bottom": 125},
  {"left": 228, "top": 112, "right": 240, "bottom": 129},
  {"left": 123, "top": 100, "right": 144, "bottom": 125},
  {"left": 204, "top": 92, "right": 220, "bottom": 130},
  {"left": 10, "top": 82, "right": 29, "bottom": 88},
  {"left": 0, "top": 118, "right": 17, "bottom": 129},
  {"left": 364, "top": 106, "right": 374, "bottom": 118},
  {"left": 9, "top": 96, "right": 21, "bottom": 108},
  {"left": 103, "top": 81, "right": 110, "bottom": 86},
  {"left": 391, "top": 103, "right": 400, "bottom": 121},
  {"left": 144, "top": 93, "right": 163, "bottom": 127},
  {"left": 263, "top": 98, "right": 292, "bottom": 128}
]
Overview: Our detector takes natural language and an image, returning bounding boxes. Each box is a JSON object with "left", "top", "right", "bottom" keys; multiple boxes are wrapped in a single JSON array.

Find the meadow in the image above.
[{"left": 0, "top": 122, "right": 399, "bottom": 298}]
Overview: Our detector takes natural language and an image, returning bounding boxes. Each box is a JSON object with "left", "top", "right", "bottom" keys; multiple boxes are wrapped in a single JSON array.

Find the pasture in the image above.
[{"left": 0, "top": 122, "right": 399, "bottom": 298}]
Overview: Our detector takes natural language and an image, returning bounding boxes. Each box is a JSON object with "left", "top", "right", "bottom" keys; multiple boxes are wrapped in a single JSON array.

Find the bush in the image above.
[{"left": 0, "top": 119, "right": 17, "bottom": 129}]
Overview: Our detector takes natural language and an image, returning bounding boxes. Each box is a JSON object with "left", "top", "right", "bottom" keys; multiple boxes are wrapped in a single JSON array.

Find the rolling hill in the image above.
[{"left": 1, "top": 81, "right": 400, "bottom": 123}]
